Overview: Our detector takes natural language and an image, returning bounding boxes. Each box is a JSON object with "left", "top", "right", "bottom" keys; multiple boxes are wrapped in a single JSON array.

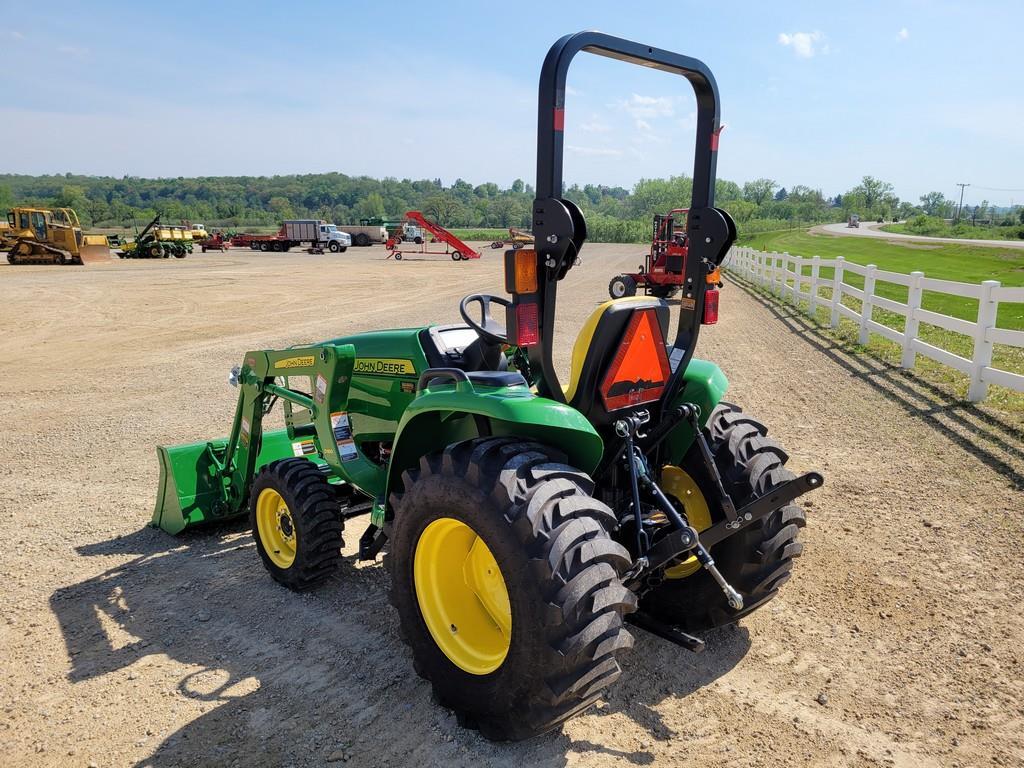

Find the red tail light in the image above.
[
  {"left": 702, "top": 289, "right": 720, "bottom": 325},
  {"left": 514, "top": 302, "right": 540, "bottom": 346}
]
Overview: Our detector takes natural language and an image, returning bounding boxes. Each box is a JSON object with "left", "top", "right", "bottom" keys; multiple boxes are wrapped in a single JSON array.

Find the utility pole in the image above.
[{"left": 955, "top": 182, "right": 970, "bottom": 224}]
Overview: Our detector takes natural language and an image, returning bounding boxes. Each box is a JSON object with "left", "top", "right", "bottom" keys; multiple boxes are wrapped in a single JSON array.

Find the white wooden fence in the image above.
[{"left": 723, "top": 247, "right": 1024, "bottom": 402}]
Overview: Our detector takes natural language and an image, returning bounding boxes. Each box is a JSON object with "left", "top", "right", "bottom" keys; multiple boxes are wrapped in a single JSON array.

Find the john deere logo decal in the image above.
[
  {"left": 354, "top": 358, "right": 416, "bottom": 376},
  {"left": 275, "top": 355, "right": 315, "bottom": 369}
]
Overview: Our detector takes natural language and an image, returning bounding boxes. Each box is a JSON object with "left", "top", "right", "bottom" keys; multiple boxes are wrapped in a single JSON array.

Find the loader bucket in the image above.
[
  {"left": 79, "top": 235, "right": 112, "bottom": 265},
  {"left": 152, "top": 428, "right": 313, "bottom": 534},
  {"left": 152, "top": 440, "right": 230, "bottom": 535}
]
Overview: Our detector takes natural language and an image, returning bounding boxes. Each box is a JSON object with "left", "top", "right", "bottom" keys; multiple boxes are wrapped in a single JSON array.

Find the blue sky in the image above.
[{"left": 1, "top": 0, "right": 1022, "bottom": 206}]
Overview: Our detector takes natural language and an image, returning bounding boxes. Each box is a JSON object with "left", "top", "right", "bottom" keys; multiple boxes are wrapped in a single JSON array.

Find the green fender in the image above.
[
  {"left": 385, "top": 382, "right": 603, "bottom": 512},
  {"left": 662, "top": 358, "right": 730, "bottom": 465}
]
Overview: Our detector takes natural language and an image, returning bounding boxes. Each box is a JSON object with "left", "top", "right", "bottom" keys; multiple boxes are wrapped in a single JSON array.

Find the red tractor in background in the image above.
[{"left": 609, "top": 208, "right": 694, "bottom": 299}]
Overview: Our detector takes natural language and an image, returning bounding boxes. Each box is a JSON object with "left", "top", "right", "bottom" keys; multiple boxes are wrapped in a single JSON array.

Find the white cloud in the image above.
[
  {"left": 615, "top": 93, "right": 675, "bottom": 119},
  {"left": 897, "top": 27, "right": 909, "bottom": 41},
  {"left": 56, "top": 44, "right": 88, "bottom": 56},
  {"left": 566, "top": 145, "right": 623, "bottom": 157},
  {"left": 565, "top": 85, "right": 581, "bottom": 96},
  {"left": 777, "top": 30, "right": 828, "bottom": 58},
  {"left": 580, "top": 120, "right": 610, "bottom": 133},
  {"left": 635, "top": 119, "right": 652, "bottom": 132}
]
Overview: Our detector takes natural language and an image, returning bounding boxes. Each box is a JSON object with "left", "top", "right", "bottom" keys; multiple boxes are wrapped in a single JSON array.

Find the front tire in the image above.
[
  {"left": 249, "top": 458, "right": 344, "bottom": 591},
  {"left": 387, "top": 438, "right": 636, "bottom": 741},
  {"left": 640, "top": 403, "right": 807, "bottom": 632},
  {"left": 608, "top": 274, "right": 637, "bottom": 299}
]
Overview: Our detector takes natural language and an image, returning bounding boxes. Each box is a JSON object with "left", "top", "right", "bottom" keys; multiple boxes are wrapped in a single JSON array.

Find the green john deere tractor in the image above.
[{"left": 152, "top": 32, "right": 822, "bottom": 741}]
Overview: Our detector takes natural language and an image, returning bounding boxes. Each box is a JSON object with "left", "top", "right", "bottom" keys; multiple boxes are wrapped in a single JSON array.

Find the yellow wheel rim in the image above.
[
  {"left": 413, "top": 517, "right": 512, "bottom": 675},
  {"left": 255, "top": 488, "right": 297, "bottom": 569},
  {"left": 661, "top": 466, "right": 713, "bottom": 579}
]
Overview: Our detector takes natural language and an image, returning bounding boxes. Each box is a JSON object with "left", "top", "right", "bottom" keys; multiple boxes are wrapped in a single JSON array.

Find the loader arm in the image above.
[{"left": 152, "top": 344, "right": 358, "bottom": 534}]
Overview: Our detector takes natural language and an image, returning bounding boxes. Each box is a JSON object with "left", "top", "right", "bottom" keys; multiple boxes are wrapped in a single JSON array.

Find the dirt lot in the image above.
[{"left": 1, "top": 243, "right": 1022, "bottom": 768}]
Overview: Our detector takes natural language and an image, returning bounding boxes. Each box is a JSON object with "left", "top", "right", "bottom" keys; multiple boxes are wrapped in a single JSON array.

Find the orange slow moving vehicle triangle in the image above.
[{"left": 600, "top": 308, "right": 672, "bottom": 411}]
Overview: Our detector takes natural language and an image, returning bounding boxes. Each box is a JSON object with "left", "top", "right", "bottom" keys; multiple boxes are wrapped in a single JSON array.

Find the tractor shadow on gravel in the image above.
[
  {"left": 51, "top": 524, "right": 749, "bottom": 767},
  {"left": 734, "top": 279, "right": 1024, "bottom": 491}
]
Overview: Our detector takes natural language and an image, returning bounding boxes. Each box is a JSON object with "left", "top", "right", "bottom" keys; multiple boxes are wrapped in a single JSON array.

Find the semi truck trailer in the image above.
[{"left": 231, "top": 220, "right": 352, "bottom": 252}]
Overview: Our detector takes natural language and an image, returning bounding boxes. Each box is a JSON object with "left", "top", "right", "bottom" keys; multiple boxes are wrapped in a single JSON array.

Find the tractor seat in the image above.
[
  {"left": 563, "top": 297, "right": 671, "bottom": 421},
  {"left": 419, "top": 324, "right": 508, "bottom": 373}
]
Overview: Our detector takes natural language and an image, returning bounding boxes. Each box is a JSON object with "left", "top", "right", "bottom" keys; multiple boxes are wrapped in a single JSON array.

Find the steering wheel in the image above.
[{"left": 459, "top": 294, "right": 511, "bottom": 346}]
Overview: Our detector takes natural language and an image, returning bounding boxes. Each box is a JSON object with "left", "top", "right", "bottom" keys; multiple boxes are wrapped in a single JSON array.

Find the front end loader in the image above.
[{"left": 152, "top": 32, "right": 823, "bottom": 741}]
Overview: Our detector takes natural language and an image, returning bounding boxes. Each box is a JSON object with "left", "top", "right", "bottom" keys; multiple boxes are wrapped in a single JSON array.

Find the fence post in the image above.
[
  {"left": 830, "top": 256, "right": 845, "bottom": 328},
  {"left": 808, "top": 256, "right": 820, "bottom": 317},
  {"left": 901, "top": 271, "right": 924, "bottom": 369},
  {"left": 770, "top": 251, "right": 779, "bottom": 294},
  {"left": 858, "top": 264, "right": 877, "bottom": 345},
  {"left": 790, "top": 255, "right": 800, "bottom": 303},
  {"left": 782, "top": 252, "right": 792, "bottom": 301},
  {"left": 968, "top": 280, "right": 1000, "bottom": 402}
]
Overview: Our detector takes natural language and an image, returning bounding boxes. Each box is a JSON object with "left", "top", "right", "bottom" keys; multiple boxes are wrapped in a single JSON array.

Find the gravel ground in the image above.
[{"left": 1, "top": 243, "right": 1022, "bottom": 768}]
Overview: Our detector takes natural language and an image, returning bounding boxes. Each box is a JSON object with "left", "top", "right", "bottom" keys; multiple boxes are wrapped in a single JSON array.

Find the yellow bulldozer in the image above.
[{"left": 4, "top": 207, "right": 110, "bottom": 265}]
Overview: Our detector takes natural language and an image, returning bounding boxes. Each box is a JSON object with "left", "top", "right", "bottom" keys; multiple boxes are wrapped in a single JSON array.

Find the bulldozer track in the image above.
[{"left": 1, "top": 244, "right": 1021, "bottom": 767}]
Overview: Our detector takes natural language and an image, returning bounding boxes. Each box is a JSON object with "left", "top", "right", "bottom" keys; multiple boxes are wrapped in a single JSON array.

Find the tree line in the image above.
[{"left": 2, "top": 172, "right": 1015, "bottom": 242}]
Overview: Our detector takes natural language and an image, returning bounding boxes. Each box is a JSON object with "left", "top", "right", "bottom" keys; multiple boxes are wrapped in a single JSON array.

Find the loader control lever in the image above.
[{"left": 460, "top": 294, "right": 511, "bottom": 345}]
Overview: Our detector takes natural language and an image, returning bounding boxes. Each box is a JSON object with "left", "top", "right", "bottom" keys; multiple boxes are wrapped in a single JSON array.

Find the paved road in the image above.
[{"left": 816, "top": 220, "right": 1024, "bottom": 249}]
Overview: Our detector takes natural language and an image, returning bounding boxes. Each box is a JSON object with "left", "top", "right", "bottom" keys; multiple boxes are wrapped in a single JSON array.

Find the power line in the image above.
[{"left": 968, "top": 185, "right": 1024, "bottom": 193}]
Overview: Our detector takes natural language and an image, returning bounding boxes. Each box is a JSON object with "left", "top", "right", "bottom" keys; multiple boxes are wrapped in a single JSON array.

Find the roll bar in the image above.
[{"left": 528, "top": 31, "right": 736, "bottom": 404}]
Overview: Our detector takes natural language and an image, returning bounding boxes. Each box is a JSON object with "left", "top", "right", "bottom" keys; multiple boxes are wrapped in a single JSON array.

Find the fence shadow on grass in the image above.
[
  {"left": 52, "top": 523, "right": 749, "bottom": 768},
  {"left": 730, "top": 276, "right": 1024, "bottom": 491}
]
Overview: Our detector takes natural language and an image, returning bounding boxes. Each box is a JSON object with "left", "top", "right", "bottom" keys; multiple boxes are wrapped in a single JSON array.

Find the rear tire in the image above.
[
  {"left": 451, "top": 250, "right": 462, "bottom": 261},
  {"left": 387, "top": 437, "right": 636, "bottom": 741},
  {"left": 355, "top": 233, "right": 371, "bottom": 247},
  {"left": 414, "top": 236, "right": 423, "bottom": 245},
  {"left": 640, "top": 403, "right": 807, "bottom": 632},
  {"left": 249, "top": 458, "right": 344, "bottom": 591},
  {"left": 394, "top": 252, "right": 402, "bottom": 260},
  {"left": 608, "top": 274, "right": 637, "bottom": 299}
]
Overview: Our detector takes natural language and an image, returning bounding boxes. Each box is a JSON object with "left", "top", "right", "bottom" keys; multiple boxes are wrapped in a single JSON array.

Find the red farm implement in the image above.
[
  {"left": 199, "top": 233, "right": 230, "bottom": 252},
  {"left": 609, "top": 208, "right": 689, "bottom": 299},
  {"left": 385, "top": 211, "right": 480, "bottom": 261}
]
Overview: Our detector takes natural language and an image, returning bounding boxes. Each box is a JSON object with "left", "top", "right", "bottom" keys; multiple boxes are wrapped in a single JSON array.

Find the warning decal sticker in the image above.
[
  {"left": 292, "top": 440, "right": 317, "bottom": 457},
  {"left": 331, "top": 411, "right": 358, "bottom": 462},
  {"left": 599, "top": 308, "right": 671, "bottom": 411}
]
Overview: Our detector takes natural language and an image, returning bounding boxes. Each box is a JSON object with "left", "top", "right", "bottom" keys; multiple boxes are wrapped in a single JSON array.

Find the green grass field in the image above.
[
  {"left": 731, "top": 229, "right": 1024, "bottom": 410},
  {"left": 448, "top": 228, "right": 510, "bottom": 242},
  {"left": 736, "top": 229, "right": 1024, "bottom": 329}
]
